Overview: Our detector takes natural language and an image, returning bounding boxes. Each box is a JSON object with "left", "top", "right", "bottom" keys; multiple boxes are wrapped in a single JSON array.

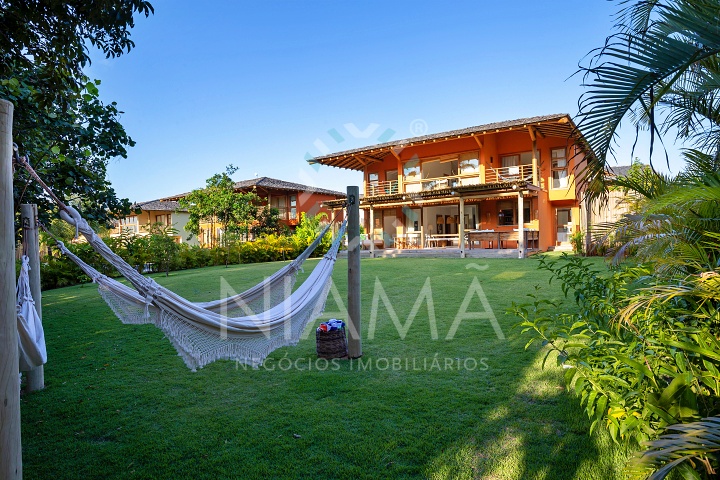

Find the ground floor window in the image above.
[{"left": 497, "top": 198, "right": 533, "bottom": 226}]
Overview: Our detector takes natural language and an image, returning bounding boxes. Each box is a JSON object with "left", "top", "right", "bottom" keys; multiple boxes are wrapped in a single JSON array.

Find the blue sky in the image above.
[{"left": 87, "top": 0, "right": 680, "bottom": 203}]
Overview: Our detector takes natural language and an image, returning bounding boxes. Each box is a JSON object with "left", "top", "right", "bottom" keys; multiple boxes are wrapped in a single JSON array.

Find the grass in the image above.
[{"left": 21, "top": 256, "right": 628, "bottom": 479}]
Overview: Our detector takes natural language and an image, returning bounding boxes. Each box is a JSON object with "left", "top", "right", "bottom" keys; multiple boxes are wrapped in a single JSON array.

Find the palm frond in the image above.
[
  {"left": 576, "top": 0, "right": 720, "bottom": 199},
  {"left": 626, "top": 415, "right": 720, "bottom": 479}
]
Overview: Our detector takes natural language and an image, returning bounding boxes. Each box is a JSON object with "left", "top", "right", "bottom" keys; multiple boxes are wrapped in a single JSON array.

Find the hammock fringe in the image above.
[{"left": 54, "top": 204, "right": 346, "bottom": 370}]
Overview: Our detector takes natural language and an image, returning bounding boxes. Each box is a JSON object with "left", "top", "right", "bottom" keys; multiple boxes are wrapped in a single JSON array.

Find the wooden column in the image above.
[
  {"left": 368, "top": 205, "right": 375, "bottom": 259},
  {"left": 459, "top": 197, "right": 466, "bottom": 258},
  {"left": 529, "top": 126, "right": 539, "bottom": 186},
  {"left": 21, "top": 204, "right": 44, "bottom": 391},
  {"left": 346, "top": 186, "right": 362, "bottom": 358},
  {"left": 0, "top": 99, "right": 22, "bottom": 479},
  {"left": 517, "top": 190, "right": 525, "bottom": 259}
]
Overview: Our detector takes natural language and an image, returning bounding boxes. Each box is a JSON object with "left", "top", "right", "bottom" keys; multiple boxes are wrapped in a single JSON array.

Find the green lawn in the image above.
[{"left": 21, "top": 256, "right": 627, "bottom": 479}]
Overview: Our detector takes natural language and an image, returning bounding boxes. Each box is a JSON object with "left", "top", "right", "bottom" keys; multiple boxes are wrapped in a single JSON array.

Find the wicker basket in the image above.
[{"left": 316, "top": 327, "right": 348, "bottom": 359}]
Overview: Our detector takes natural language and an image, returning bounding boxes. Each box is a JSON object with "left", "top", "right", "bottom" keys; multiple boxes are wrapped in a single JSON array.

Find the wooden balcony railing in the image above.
[
  {"left": 401, "top": 173, "right": 482, "bottom": 194},
  {"left": 485, "top": 164, "right": 534, "bottom": 183},
  {"left": 364, "top": 165, "right": 537, "bottom": 198},
  {"left": 366, "top": 180, "right": 399, "bottom": 197}
]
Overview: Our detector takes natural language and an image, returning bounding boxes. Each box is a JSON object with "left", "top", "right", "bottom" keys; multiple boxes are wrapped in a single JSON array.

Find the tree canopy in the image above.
[
  {"left": 1, "top": 0, "right": 154, "bottom": 225},
  {"left": 178, "top": 166, "right": 261, "bottom": 247}
]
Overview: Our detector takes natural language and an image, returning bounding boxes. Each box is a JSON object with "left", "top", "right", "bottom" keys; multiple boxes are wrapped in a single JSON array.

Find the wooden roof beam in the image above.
[
  {"left": 472, "top": 135, "right": 483, "bottom": 149},
  {"left": 389, "top": 148, "right": 401, "bottom": 162}
]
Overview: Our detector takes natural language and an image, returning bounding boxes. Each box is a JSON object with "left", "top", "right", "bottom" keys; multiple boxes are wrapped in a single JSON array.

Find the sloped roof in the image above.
[
  {"left": 607, "top": 165, "right": 632, "bottom": 177},
  {"left": 132, "top": 199, "right": 186, "bottom": 212},
  {"left": 160, "top": 176, "right": 345, "bottom": 201},
  {"left": 307, "top": 113, "right": 589, "bottom": 171},
  {"left": 233, "top": 177, "right": 345, "bottom": 196}
]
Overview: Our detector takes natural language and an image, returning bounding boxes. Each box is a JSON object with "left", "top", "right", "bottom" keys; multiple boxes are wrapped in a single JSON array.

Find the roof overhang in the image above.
[{"left": 307, "top": 114, "right": 594, "bottom": 171}]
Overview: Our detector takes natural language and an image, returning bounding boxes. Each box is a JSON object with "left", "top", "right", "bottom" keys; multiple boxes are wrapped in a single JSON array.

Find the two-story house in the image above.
[{"left": 310, "top": 114, "right": 593, "bottom": 257}]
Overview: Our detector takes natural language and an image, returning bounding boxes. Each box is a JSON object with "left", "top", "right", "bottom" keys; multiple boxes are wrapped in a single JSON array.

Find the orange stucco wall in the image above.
[{"left": 361, "top": 128, "right": 584, "bottom": 251}]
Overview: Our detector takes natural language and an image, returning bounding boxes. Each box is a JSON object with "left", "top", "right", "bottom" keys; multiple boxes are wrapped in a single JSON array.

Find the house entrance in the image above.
[{"left": 556, "top": 208, "right": 572, "bottom": 244}]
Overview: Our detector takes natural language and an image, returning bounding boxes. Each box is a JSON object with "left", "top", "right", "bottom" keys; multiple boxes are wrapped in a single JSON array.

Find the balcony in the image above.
[
  {"left": 367, "top": 180, "right": 399, "bottom": 196},
  {"left": 365, "top": 164, "right": 537, "bottom": 198},
  {"left": 403, "top": 173, "right": 480, "bottom": 193},
  {"left": 485, "top": 164, "right": 534, "bottom": 183}
]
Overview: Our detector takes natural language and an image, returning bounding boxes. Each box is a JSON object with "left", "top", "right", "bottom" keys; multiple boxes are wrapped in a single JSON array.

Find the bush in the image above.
[
  {"left": 512, "top": 254, "right": 720, "bottom": 452},
  {"left": 39, "top": 214, "right": 341, "bottom": 290}
]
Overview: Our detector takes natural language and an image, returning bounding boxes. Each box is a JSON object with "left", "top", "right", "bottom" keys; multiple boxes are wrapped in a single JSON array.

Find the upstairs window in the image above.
[
  {"left": 290, "top": 195, "right": 297, "bottom": 220},
  {"left": 459, "top": 152, "right": 479, "bottom": 174},
  {"left": 551, "top": 148, "right": 568, "bottom": 189},
  {"left": 403, "top": 159, "right": 420, "bottom": 181}
]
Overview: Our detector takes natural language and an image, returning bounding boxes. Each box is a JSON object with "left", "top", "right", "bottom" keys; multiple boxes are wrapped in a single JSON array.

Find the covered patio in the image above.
[{"left": 340, "top": 245, "right": 532, "bottom": 259}]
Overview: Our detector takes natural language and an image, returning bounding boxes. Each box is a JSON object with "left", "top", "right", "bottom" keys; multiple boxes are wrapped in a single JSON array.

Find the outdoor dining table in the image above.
[
  {"left": 394, "top": 232, "right": 421, "bottom": 249},
  {"left": 466, "top": 230, "right": 539, "bottom": 249}
]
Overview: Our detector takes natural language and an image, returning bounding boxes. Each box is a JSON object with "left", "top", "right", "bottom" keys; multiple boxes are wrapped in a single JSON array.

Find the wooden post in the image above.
[
  {"left": 21, "top": 204, "right": 44, "bottom": 391},
  {"left": 459, "top": 197, "right": 466, "bottom": 258},
  {"left": 331, "top": 208, "right": 338, "bottom": 237},
  {"left": 0, "top": 99, "right": 22, "bottom": 479},
  {"left": 346, "top": 186, "right": 362, "bottom": 358},
  {"left": 368, "top": 206, "right": 374, "bottom": 259},
  {"left": 517, "top": 189, "right": 525, "bottom": 259},
  {"left": 528, "top": 126, "right": 539, "bottom": 186}
]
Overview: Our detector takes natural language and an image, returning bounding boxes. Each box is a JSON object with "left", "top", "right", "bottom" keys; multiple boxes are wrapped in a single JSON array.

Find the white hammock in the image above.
[
  {"left": 16, "top": 256, "right": 47, "bottom": 371},
  {"left": 196, "top": 221, "right": 333, "bottom": 316},
  {"left": 57, "top": 205, "right": 347, "bottom": 370}
]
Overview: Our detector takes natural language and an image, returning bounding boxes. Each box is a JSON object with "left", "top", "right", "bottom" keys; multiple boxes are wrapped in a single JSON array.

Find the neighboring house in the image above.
[
  {"left": 310, "top": 113, "right": 594, "bottom": 256},
  {"left": 110, "top": 199, "right": 197, "bottom": 245},
  {"left": 589, "top": 165, "right": 633, "bottom": 226},
  {"left": 227, "top": 176, "right": 345, "bottom": 228},
  {"left": 116, "top": 177, "right": 346, "bottom": 247}
]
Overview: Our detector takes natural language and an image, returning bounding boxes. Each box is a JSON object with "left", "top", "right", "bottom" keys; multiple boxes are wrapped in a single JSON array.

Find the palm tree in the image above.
[{"left": 576, "top": 0, "right": 720, "bottom": 201}]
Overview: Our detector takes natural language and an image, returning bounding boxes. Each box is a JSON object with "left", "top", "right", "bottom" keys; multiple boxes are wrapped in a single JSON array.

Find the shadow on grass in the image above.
[
  {"left": 422, "top": 349, "right": 627, "bottom": 479},
  {"left": 21, "top": 257, "right": 626, "bottom": 479}
]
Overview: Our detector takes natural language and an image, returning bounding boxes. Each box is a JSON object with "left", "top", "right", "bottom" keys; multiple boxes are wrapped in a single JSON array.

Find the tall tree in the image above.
[
  {"left": 179, "top": 166, "right": 261, "bottom": 248},
  {"left": 1, "top": 1, "right": 154, "bottom": 225}
]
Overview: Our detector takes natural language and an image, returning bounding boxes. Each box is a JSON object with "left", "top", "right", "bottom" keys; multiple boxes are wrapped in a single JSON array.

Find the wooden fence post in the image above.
[
  {"left": 0, "top": 99, "right": 23, "bottom": 479},
  {"left": 346, "top": 186, "right": 362, "bottom": 358}
]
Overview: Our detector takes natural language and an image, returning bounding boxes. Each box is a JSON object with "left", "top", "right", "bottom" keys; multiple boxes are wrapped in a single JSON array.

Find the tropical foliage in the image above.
[
  {"left": 40, "top": 213, "right": 335, "bottom": 290},
  {"left": 178, "top": 166, "right": 261, "bottom": 248},
  {"left": 576, "top": 0, "right": 720, "bottom": 200},
  {"left": 2, "top": 1, "right": 154, "bottom": 227},
  {"left": 515, "top": 1, "right": 720, "bottom": 477}
]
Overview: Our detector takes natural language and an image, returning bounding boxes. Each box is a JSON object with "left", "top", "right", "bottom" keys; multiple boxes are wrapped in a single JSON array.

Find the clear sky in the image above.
[{"left": 87, "top": 0, "right": 681, "bottom": 203}]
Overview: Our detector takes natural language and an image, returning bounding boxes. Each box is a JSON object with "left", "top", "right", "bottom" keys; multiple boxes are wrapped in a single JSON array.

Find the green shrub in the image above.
[
  {"left": 38, "top": 214, "right": 342, "bottom": 290},
  {"left": 512, "top": 254, "right": 720, "bottom": 450},
  {"left": 570, "top": 230, "right": 585, "bottom": 255}
]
